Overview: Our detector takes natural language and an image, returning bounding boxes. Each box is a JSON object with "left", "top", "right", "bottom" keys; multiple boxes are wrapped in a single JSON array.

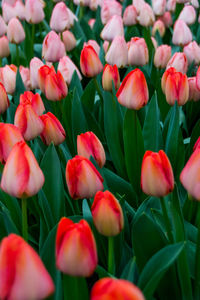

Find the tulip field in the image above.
[{"left": 1, "top": 0, "right": 200, "bottom": 299}]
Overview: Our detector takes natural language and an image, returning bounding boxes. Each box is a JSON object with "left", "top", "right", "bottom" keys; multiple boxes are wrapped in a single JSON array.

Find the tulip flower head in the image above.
[
  {"left": 188, "top": 77, "right": 200, "bottom": 101},
  {"left": 172, "top": 20, "right": 192, "bottom": 47},
  {"left": 25, "top": 0, "right": 45, "bottom": 24},
  {"left": 128, "top": 37, "right": 149, "bottom": 66},
  {"left": 154, "top": 45, "right": 171, "bottom": 69},
  {"left": 0, "top": 83, "right": 9, "bottom": 114},
  {"left": 0, "top": 64, "right": 17, "bottom": 95},
  {"left": 42, "top": 31, "right": 66, "bottom": 63},
  {"left": 102, "top": 64, "right": 120, "bottom": 91},
  {"left": 7, "top": 17, "right": 25, "bottom": 44},
  {"left": 166, "top": 52, "right": 188, "bottom": 74},
  {"left": 106, "top": 36, "right": 128, "bottom": 68},
  {"left": 80, "top": 45, "right": 103, "bottom": 77},
  {"left": 50, "top": 2, "right": 70, "bottom": 32},
  {"left": 0, "top": 36, "right": 10, "bottom": 58},
  {"left": 123, "top": 5, "right": 137, "bottom": 26}
]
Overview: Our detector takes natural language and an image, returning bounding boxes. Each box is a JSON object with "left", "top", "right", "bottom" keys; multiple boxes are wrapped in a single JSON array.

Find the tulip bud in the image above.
[
  {"left": 172, "top": 20, "right": 192, "bottom": 47},
  {"left": 66, "top": 155, "right": 104, "bottom": 199},
  {"left": 106, "top": 36, "right": 128, "bottom": 68},
  {"left": 42, "top": 31, "right": 66, "bottom": 63},
  {"left": 116, "top": 69, "right": 149, "bottom": 110},
  {"left": 61, "top": 30, "right": 76, "bottom": 51},
  {"left": 56, "top": 218, "right": 98, "bottom": 276},
  {"left": 158, "top": 11, "right": 172, "bottom": 27},
  {"left": 80, "top": 45, "right": 103, "bottom": 77},
  {"left": 191, "top": 0, "right": 199, "bottom": 9},
  {"left": 2, "top": 1, "right": 25, "bottom": 23},
  {"left": 123, "top": 5, "right": 137, "bottom": 26},
  {"left": 50, "top": 2, "right": 70, "bottom": 32},
  {"left": 77, "top": 131, "right": 106, "bottom": 168},
  {"left": 183, "top": 41, "right": 200, "bottom": 65},
  {"left": 84, "top": 40, "right": 100, "bottom": 56},
  {"left": 101, "top": 0, "right": 122, "bottom": 25},
  {"left": 188, "top": 77, "right": 200, "bottom": 101},
  {"left": 91, "top": 278, "right": 145, "bottom": 300},
  {"left": 152, "top": 20, "right": 165, "bottom": 37},
  {"left": 91, "top": 190, "right": 124, "bottom": 236},
  {"left": 137, "top": 3, "right": 155, "bottom": 27},
  {"left": 100, "top": 15, "right": 124, "bottom": 41},
  {"left": 0, "top": 83, "right": 9, "bottom": 114},
  {"left": 89, "top": 0, "right": 102, "bottom": 10},
  {"left": 132, "top": 0, "right": 145, "bottom": 14},
  {"left": 1, "top": 141, "right": 45, "bottom": 198},
  {"left": 19, "top": 66, "right": 31, "bottom": 90},
  {"left": 58, "top": 56, "right": 82, "bottom": 85},
  {"left": 88, "top": 18, "right": 95, "bottom": 29},
  {"left": 128, "top": 37, "right": 149, "bottom": 66},
  {"left": 166, "top": 52, "right": 188, "bottom": 74},
  {"left": 152, "top": 0, "right": 166, "bottom": 16},
  {"left": 40, "top": 112, "right": 66, "bottom": 146},
  {"left": 166, "top": 0, "right": 176, "bottom": 12},
  {"left": 20, "top": 91, "right": 45, "bottom": 116},
  {"left": 141, "top": 150, "right": 174, "bottom": 197},
  {"left": 0, "top": 64, "right": 17, "bottom": 95},
  {"left": 161, "top": 67, "right": 189, "bottom": 106},
  {"left": 154, "top": 44, "right": 171, "bottom": 68},
  {"left": 0, "top": 234, "right": 54, "bottom": 300},
  {"left": 38, "top": 65, "right": 68, "bottom": 101},
  {"left": 7, "top": 17, "right": 25, "bottom": 44},
  {"left": 25, "top": 0, "right": 45, "bottom": 24},
  {"left": 0, "top": 16, "right": 7, "bottom": 37},
  {"left": 178, "top": 5, "right": 196, "bottom": 25},
  {"left": 180, "top": 148, "right": 200, "bottom": 200},
  {"left": 102, "top": 64, "right": 120, "bottom": 91},
  {"left": 30, "top": 57, "right": 44, "bottom": 89}
]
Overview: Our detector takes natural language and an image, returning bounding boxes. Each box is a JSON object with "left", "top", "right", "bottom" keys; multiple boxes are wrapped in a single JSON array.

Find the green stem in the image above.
[
  {"left": 160, "top": 197, "right": 173, "bottom": 242},
  {"left": 79, "top": 5, "right": 84, "bottom": 19},
  {"left": 16, "top": 44, "right": 19, "bottom": 66},
  {"left": 94, "top": 77, "right": 103, "bottom": 104},
  {"left": 31, "top": 24, "right": 35, "bottom": 58},
  {"left": 108, "top": 236, "right": 115, "bottom": 274},
  {"left": 22, "top": 198, "right": 28, "bottom": 241},
  {"left": 194, "top": 203, "right": 200, "bottom": 299}
]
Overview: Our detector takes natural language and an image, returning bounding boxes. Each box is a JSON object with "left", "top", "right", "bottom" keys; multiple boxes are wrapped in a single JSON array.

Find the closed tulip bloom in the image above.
[
  {"left": 100, "top": 15, "right": 124, "bottom": 41},
  {"left": 91, "top": 190, "right": 124, "bottom": 236},
  {"left": 191, "top": 0, "right": 199, "bottom": 9},
  {"left": 0, "top": 83, "right": 9, "bottom": 114},
  {"left": 180, "top": 148, "right": 200, "bottom": 200},
  {"left": 40, "top": 112, "right": 66, "bottom": 146},
  {"left": 73, "top": 0, "right": 90, "bottom": 7},
  {"left": 38, "top": 65, "right": 68, "bottom": 101},
  {"left": 7, "top": 17, "right": 25, "bottom": 44},
  {"left": 183, "top": 41, "right": 200, "bottom": 65},
  {"left": 0, "top": 64, "right": 17, "bottom": 95},
  {"left": 101, "top": 0, "right": 122, "bottom": 24},
  {"left": 42, "top": 31, "right": 66, "bottom": 63},
  {"left": 58, "top": 56, "right": 82, "bottom": 85},
  {"left": 61, "top": 30, "right": 76, "bottom": 51},
  {"left": 188, "top": 77, "right": 200, "bottom": 101},
  {"left": 141, "top": 150, "right": 174, "bottom": 197},
  {"left": 158, "top": 11, "right": 172, "bottom": 27},
  {"left": 25, "top": 0, "right": 45, "bottom": 24},
  {"left": 137, "top": 3, "right": 155, "bottom": 27},
  {"left": 50, "top": 2, "right": 70, "bottom": 32},
  {"left": 80, "top": 45, "right": 103, "bottom": 77},
  {"left": 178, "top": 5, "right": 196, "bottom": 25},
  {"left": 66, "top": 155, "right": 104, "bottom": 199},
  {"left": 1, "top": 141, "right": 45, "bottom": 198},
  {"left": 20, "top": 91, "right": 45, "bottom": 116},
  {"left": 152, "top": 0, "right": 166, "bottom": 16},
  {"left": 166, "top": 52, "right": 188, "bottom": 74},
  {"left": 116, "top": 69, "right": 149, "bottom": 110},
  {"left": 84, "top": 40, "right": 100, "bottom": 56},
  {"left": 89, "top": 0, "right": 102, "bottom": 11},
  {"left": 0, "top": 16, "right": 7, "bottom": 37},
  {"left": 0, "top": 36, "right": 10, "bottom": 58},
  {"left": 0, "top": 234, "right": 54, "bottom": 300},
  {"left": 106, "top": 36, "right": 128, "bottom": 68},
  {"left": 77, "top": 131, "right": 106, "bottom": 168},
  {"left": 154, "top": 45, "right": 171, "bottom": 68},
  {"left": 132, "top": 0, "right": 145, "bottom": 13},
  {"left": 172, "top": 20, "right": 192, "bottom": 47},
  {"left": 29, "top": 57, "right": 44, "bottom": 89},
  {"left": 19, "top": 66, "right": 31, "bottom": 90},
  {"left": 166, "top": 0, "right": 176, "bottom": 12},
  {"left": 91, "top": 278, "right": 145, "bottom": 300},
  {"left": 152, "top": 20, "right": 165, "bottom": 37},
  {"left": 123, "top": 5, "right": 137, "bottom": 26},
  {"left": 128, "top": 37, "right": 149, "bottom": 66},
  {"left": 56, "top": 218, "right": 97, "bottom": 276},
  {"left": 196, "top": 66, "right": 200, "bottom": 90},
  {"left": 103, "top": 40, "right": 109, "bottom": 53},
  {"left": 102, "top": 64, "right": 120, "bottom": 91},
  {"left": 0, "top": 123, "right": 24, "bottom": 164},
  {"left": 2, "top": 1, "right": 25, "bottom": 23}
]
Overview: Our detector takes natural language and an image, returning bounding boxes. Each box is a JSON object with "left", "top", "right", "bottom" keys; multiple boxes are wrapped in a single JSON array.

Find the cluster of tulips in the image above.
[{"left": 0, "top": 0, "right": 200, "bottom": 299}]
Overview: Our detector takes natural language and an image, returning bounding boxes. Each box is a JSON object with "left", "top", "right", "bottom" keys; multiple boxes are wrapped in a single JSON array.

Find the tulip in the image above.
[
  {"left": 154, "top": 45, "right": 171, "bottom": 69},
  {"left": 158, "top": 11, "right": 172, "bottom": 27},
  {"left": 56, "top": 217, "right": 98, "bottom": 276},
  {"left": 151, "top": 36, "right": 158, "bottom": 50},
  {"left": 80, "top": 45, "right": 103, "bottom": 77},
  {"left": 0, "top": 36, "right": 10, "bottom": 59},
  {"left": 0, "top": 234, "right": 54, "bottom": 300},
  {"left": 180, "top": 148, "right": 200, "bottom": 200},
  {"left": 66, "top": 7, "right": 78, "bottom": 27},
  {"left": 106, "top": 36, "right": 128, "bottom": 68},
  {"left": 19, "top": 66, "right": 31, "bottom": 90},
  {"left": 77, "top": 131, "right": 106, "bottom": 168},
  {"left": 40, "top": 112, "right": 66, "bottom": 146},
  {"left": 7, "top": 17, "right": 25, "bottom": 44},
  {"left": 2, "top": 1, "right": 25, "bottom": 23},
  {"left": 161, "top": 67, "right": 189, "bottom": 106},
  {"left": 38, "top": 65, "right": 68, "bottom": 101},
  {"left": 61, "top": 30, "right": 76, "bottom": 51},
  {"left": 166, "top": 52, "right": 188, "bottom": 74},
  {"left": 193, "top": 137, "right": 200, "bottom": 151},
  {"left": 116, "top": 69, "right": 149, "bottom": 110},
  {"left": 128, "top": 37, "right": 149, "bottom": 66},
  {"left": 66, "top": 155, "right": 104, "bottom": 199},
  {"left": 0, "top": 64, "right": 17, "bottom": 95},
  {"left": 84, "top": 40, "right": 100, "bottom": 56},
  {"left": 172, "top": 20, "right": 192, "bottom": 47},
  {"left": 25, "top": 0, "right": 45, "bottom": 24},
  {"left": 132, "top": 0, "right": 145, "bottom": 13},
  {"left": 0, "top": 16, "right": 7, "bottom": 37},
  {"left": 42, "top": 31, "right": 66, "bottom": 63},
  {"left": 91, "top": 278, "right": 145, "bottom": 300},
  {"left": 50, "top": 2, "right": 70, "bottom": 32},
  {"left": 1, "top": 141, "right": 45, "bottom": 198},
  {"left": 137, "top": 2, "right": 155, "bottom": 27},
  {"left": 101, "top": 0, "right": 122, "bottom": 25},
  {"left": 152, "top": 0, "right": 166, "bottom": 16},
  {"left": 100, "top": 15, "right": 124, "bottom": 41},
  {"left": 20, "top": 91, "right": 45, "bottom": 116},
  {"left": 166, "top": 0, "right": 176, "bottom": 12},
  {"left": 91, "top": 190, "right": 124, "bottom": 236},
  {"left": 88, "top": 18, "right": 95, "bottom": 29},
  {"left": 58, "top": 56, "right": 82, "bottom": 85},
  {"left": 123, "top": 5, "right": 137, "bottom": 26},
  {"left": 73, "top": 0, "right": 90, "bottom": 7},
  {"left": 102, "top": 64, "right": 120, "bottom": 91},
  {"left": 191, "top": 0, "right": 199, "bottom": 9},
  {"left": 0, "top": 83, "right": 9, "bottom": 114},
  {"left": 152, "top": 20, "right": 165, "bottom": 37},
  {"left": 188, "top": 77, "right": 200, "bottom": 102},
  {"left": 29, "top": 57, "right": 44, "bottom": 89},
  {"left": 89, "top": 0, "right": 102, "bottom": 10},
  {"left": 178, "top": 5, "right": 196, "bottom": 25},
  {"left": 103, "top": 40, "right": 109, "bottom": 53},
  {"left": 196, "top": 66, "right": 200, "bottom": 91},
  {"left": 183, "top": 41, "right": 200, "bottom": 65},
  {"left": 141, "top": 150, "right": 174, "bottom": 197}
]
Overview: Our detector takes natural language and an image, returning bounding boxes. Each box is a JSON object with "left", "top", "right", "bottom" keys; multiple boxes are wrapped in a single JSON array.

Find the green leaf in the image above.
[
  {"left": 120, "top": 257, "right": 138, "bottom": 282},
  {"left": 138, "top": 243, "right": 184, "bottom": 298},
  {"left": 81, "top": 78, "right": 96, "bottom": 110},
  {"left": 13, "top": 69, "right": 26, "bottom": 106},
  {"left": 69, "top": 72, "right": 83, "bottom": 99}
]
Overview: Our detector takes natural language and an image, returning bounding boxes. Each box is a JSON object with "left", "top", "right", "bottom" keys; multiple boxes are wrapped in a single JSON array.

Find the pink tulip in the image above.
[
  {"left": 29, "top": 57, "right": 44, "bottom": 89},
  {"left": 188, "top": 77, "right": 200, "bottom": 102},
  {"left": 0, "top": 36, "right": 10, "bottom": 58},
  {"left": 167, "top": 52, "right": 188, "bottom": 74},
  {"left": 25, "top": 0, "right": 45, "bottom": 24},
  {"left": 50, "top": 2, "right": 70, "bottom": 32},
  {"left": 172, "top": 20, "right": 192, "bottom": 46},
  {"left": 100, "top": 15, "right": 124, "bottom": 41},
  {"left": 154, "top": 45, "right": 171, "bottom": 69},
  {"left": 101, "top": 0, "right": 122, "bottom": 24},
  {"left": 42, "top": 31, "right": 66, "bottom": 62},
  {"left": 0, "top": 64, "right": 17, "bottom": 95},
  {"left": 123, "top": 5, "right": 137, "bottom": 26},
  {"left": 152, "top": 20, "right": 165, "bottom": 37},
  {"left": 7, "top": 17, "right": 25, "bottom": 44},
  {"left": 128, "top": 37, "right": 149, "bottom": 66},
  {"left": 106, "top": 36, "right": 128, "bottom": 68},
  {"left": 152, "top": 0, "right": 166, "bottom": 16},
  {"left": 58, "top": 56, "right": 82, "bottom": 85},
  {"left": 61, "top": 30, "right": 76, "bottom": 51},
  {"left": 0, "top": 83, "right": 9, "bottom": 114},
  {"left": 178, "top": 5, "right": 196, "bottom": 25},
  {"left": 183, "top": 41, "right": 200, "bottom": 65},
  {"left": 137, "top": 2, "right": 155, "bottom": 27},
  {"left": 0, "top": 16, "right": 7, "bottom": 36}
]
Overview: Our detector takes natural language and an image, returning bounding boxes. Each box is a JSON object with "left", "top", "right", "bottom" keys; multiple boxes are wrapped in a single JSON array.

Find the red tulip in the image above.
[
  {"left": 102, "top": 64, "right": 120, "bottom": 91},
  {"left": 80, "top": 45, "right": 103, "bottom": 77},
  {"left": 0, "top": 83, "right": 9, "bottom": 114},
  {"left": 20, "top": 91, "right": 45, "bottom": 116}
]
